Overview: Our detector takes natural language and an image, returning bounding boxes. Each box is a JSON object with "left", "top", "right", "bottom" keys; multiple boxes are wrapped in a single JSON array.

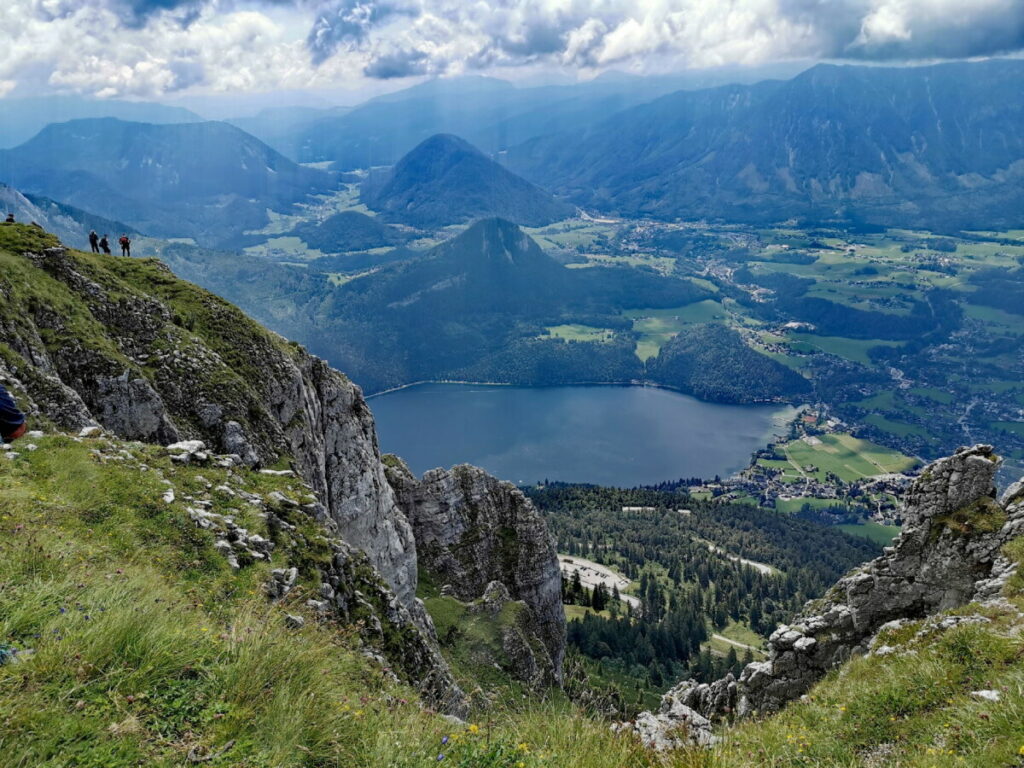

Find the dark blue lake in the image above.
[{"left": 370, "top": 383, "right": 796, "bottom": 487}]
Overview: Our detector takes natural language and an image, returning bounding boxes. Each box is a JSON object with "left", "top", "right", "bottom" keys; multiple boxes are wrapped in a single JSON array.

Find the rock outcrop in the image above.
[
  {"left": 387, "top": 461, "right": 566, "bottom": 686},
  {"left": 629, "top": 445, "right": 1024, "bottom": 750},
  {"left": 1, "top": 240, "right": 416, "bottom": 607}
]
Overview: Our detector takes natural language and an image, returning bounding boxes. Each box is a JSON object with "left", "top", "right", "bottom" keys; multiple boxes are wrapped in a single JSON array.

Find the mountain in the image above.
[
  {"left": 0, "top": 95, "right": 200, "bottom": 148},
  {"left": 289, "top": 68, "right": 809, "bottom": 169},
  {"left": 0, "top": 118, "right": 337, "bottom": 244},
  {"left": 361, "top": 134, "right": 575, "bottom": 227},
  {"left": 157, "top": 218, "right": 710, "bottom": 393},
  {"left": 507, "top": 59, "right": 1024, "bottom": 230}
]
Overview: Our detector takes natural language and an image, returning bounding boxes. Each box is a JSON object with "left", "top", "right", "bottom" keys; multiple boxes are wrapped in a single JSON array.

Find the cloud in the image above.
[
  {"left": 0, "top": 0, "right": 1021, "bottom": 98},
  {"left": 362, "top": 47, "right": 432, "bottom": 78}
]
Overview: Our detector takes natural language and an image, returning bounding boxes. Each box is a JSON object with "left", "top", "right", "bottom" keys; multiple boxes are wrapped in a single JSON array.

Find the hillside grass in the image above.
[
  {"left": 2, "top": 434, "right": 1023, "bottom": 768},
  {"left": 0, "top": 433, "right": 705, "bottom": 768}
]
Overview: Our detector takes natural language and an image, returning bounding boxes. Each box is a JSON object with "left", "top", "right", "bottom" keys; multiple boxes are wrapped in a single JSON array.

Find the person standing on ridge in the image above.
[
  {"left": 99, "top": 234, "right": 110, "bottom": 255},
  {"left": 119, "top": 233, "right": 131, "bottom": 257},
  {"left": 4, "top": 213, "right": 13, "bottom": 224},
  {"left": 88, "top": 230, "right": 99, "bottom": 253},
  {"left": 0, "top": 384, "right": 27, "bottom": 443}
]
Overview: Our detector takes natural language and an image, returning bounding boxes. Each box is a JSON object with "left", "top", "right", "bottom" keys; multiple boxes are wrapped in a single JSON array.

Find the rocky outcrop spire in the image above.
[
  {"left": 629, "top": 445, "right": 1024, "bottom": 750},
  {"left": 387, "top": 461, "right": 566, "bottom": 685}
]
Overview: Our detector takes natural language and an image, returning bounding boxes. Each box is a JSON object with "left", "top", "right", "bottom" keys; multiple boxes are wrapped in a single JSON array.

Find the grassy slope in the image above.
[
  {"left": 0, "top": 435, "right": 684, "bottom": 768},
  {"left": 5, "top": 437, "right": 1020, "bottom": 767}
]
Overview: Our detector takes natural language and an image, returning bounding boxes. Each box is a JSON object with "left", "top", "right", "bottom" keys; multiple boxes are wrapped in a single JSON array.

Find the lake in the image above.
[{"left": 370, "top": 383, "right": 796, "bottom": 487}]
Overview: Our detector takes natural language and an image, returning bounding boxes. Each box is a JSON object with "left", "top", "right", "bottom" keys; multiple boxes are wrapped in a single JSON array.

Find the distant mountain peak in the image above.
[{"left": 362, "top": 133, "right": 574, "bottom": 228}]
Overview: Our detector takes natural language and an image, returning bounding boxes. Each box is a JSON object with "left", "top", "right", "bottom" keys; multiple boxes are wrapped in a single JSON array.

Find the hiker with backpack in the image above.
[
  {"left": 0, "top": 384, "right": 27, "bottom": 443},
  {"left": 99, "top": 234, "right": 110, "bottom": 255},
  {"left": 88, "top": 231, "right": 99, "bottom": 253},
  {"left": 119, "top": 234, "right": 131, "bottom": 257}
]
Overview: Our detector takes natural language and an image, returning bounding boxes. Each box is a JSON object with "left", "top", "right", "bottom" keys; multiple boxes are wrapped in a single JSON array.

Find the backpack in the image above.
[{"left": 119, "top": 236, "right": 130, "bottom": 247}]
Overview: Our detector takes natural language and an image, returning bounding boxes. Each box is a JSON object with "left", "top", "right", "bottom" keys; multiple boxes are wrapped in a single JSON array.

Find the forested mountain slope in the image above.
[
  {"left": 362, "top": 134, "right": 575, "bottom": 227},
  {"left": 508, "top": 59, "right": 1024, "bottom": 230}
]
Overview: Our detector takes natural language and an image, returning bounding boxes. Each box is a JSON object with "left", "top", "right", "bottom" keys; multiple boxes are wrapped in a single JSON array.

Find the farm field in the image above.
[
  {"left": 543, "top": 324, "right": 616, "bottom": 343},
  {"left": 626, "top": 300, "right": 728, "bottom": 360},
  {"left": 762, "top": 433, "right": 919, "bottom": 484},
  {"left": 838, "top": 521, "right": 902, "bottom": 545}
]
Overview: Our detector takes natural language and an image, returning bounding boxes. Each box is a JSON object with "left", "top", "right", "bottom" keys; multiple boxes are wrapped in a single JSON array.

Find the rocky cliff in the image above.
[
  {"left": 629, "top": 445, "right": 1024, "bottom": 749},
  {"left": 386, "top": 461, "right": 566, "bottom": 688},
  {"left": 0, "top": 222, "right": 565, "bottom": 712}
]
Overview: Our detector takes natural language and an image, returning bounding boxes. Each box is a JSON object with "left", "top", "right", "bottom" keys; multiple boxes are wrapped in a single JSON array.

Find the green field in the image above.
[
  {"left": 543, "top": 324, "right": 615, "bottom": 343},
  {"left": 788, "top": 333, "right": 903, "bottom": 366},
  {"left": 626, "top": 300, "right": 727, "bottom": 360},
  {"left": 774, "top": 496, "right": 849, "bottom": 515},
  {"left": 838, "top": 521, "right": 902, "bottom": 545},
  {"left": 864, "top": 413, "right": 928, "bottom": 438},
  {"left": 764, "top": 433, "right": 919, "bottom": 483},
  {"left": 991, "top": 421, "right": 1024, "bottom": 438},
  {"left": 908, "top": 387, "right": 955, "bottom": 404}
]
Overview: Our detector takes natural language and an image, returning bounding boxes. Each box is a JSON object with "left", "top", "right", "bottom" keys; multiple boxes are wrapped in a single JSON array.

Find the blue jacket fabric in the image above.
[{"left": 0, "top": 384, "right": 25, "bottom": 440}]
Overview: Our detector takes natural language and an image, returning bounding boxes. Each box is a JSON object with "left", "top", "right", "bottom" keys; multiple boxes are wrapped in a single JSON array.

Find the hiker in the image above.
[
  {"left": 0, "top": 384, "right": 27, "bottom": 443},
  {"left": 119, "top": 234, "right": 131, "bottom": 257},
  {"left": 88, "top": 230, "right": 99, "bottom": 253},
  {"left": 99, "top": 234, "right": 110, "bottom": 255},
  {"left": 3, "top": 213, "right": 13, "bottom": 224}
]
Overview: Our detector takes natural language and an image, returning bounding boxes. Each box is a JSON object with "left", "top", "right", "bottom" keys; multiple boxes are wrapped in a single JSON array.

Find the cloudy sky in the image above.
[{"left": 1, "top": 0, "right": 1022, "bottom": 101}]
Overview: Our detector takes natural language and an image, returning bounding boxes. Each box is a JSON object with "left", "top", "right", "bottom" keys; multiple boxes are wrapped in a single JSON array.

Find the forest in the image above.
[{"left": 527, "top": 484, "right": 880, "bottom": 704}]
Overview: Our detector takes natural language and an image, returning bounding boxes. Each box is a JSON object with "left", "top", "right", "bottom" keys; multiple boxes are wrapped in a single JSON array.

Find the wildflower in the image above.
[
  {"left": 436, "top": 755, "right": 445, "bottom": 762},
  {"left": 517, "top": 763, "right": 525, "bottom": 768},
  {"left": 1019, "top": 745, "right": 1024, "bottom": 756},
  {"left": 518, "top": 743, "right": 529, "bottom": 752},
  {"left": 468, "top": 724, "right": 480, "bottom": 734},
  {"left": 441, "top": 736, "right": 449, "bottom": 745}
]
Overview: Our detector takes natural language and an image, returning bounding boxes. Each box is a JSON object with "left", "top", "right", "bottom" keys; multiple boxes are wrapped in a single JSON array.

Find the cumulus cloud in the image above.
[{"left": 0, "top": 0, "right": 1021, "bottom": 97}]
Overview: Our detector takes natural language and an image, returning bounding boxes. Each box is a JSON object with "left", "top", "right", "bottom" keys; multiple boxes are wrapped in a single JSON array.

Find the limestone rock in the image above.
[
  {"left": 387, "top": 461, "right": 566, "bottom": 686},
  {"left": 628, "top": 445, "right": 1024, "bottom": 749}
]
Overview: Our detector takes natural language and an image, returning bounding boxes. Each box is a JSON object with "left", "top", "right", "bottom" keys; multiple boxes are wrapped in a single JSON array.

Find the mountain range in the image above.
[
  {"left": 362, "top": 134, "right": 575, "bottom": 228},
  {"left": 507, "top": 59, "right": 1024, "bottom": 230},
  {"left": 0, "top": 118, "right": 336, "bottom": 244},
  {"left": 0, "top": 95, "right": 200, "bottom": 149}
]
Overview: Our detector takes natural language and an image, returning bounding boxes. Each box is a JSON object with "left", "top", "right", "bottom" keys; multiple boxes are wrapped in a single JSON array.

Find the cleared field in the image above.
[
  {"left": 838, "top": 521, "right": 901, "bottom": 545},
  {"left": 564, "top": 604, "right": 613, "bottom": 621},
  {"left": 909, "top": 387, "right": 954, "bottom": 404},
  {"left": 584, "top": 253, "right": 677, "bottom": 274},
  {"left": 769, "top": 432, "right": 919, "bottom": 483},
  {"left": 964, "top": 304, "right": 1024, "bottom": 334},
  {"left": 991, "top": 421, "right": 1024, "bottom": 438},
  {"left": 774, "top": 496, "right": 848, "bottom": 514},
  {"left": 543, "top": 324, "right": 615, "bottom": 343},
  {"left": 864, "top": 413, "right": 928, "bottom": 438},
  {"left": 627, "top": 300, "right": 727, "bottom": 361},
  {"left": 788, "top": 333, "right": 903, "bottom": 366}
]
